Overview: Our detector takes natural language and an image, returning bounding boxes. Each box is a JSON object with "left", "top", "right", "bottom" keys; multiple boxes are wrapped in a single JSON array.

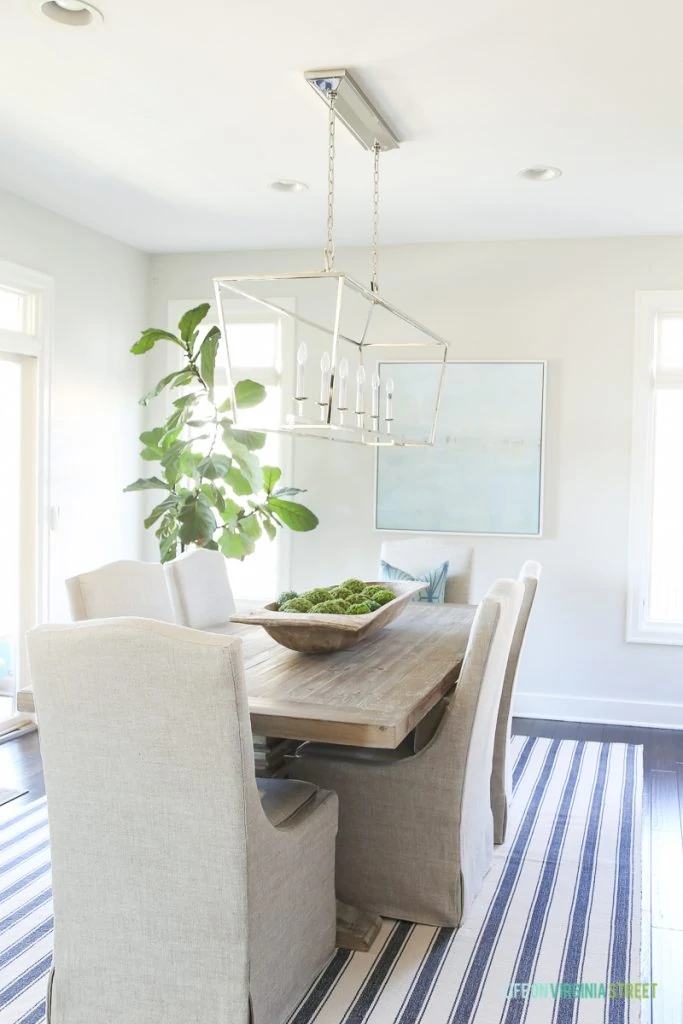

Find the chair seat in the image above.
[{"left": 257, "top": 777, "right": 318, "bottom": 827}]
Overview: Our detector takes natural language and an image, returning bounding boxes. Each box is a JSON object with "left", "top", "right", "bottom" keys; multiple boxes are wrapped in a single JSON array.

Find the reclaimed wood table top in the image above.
[{"left": 231, "top": 603, "right": 477, "bottom": 749}]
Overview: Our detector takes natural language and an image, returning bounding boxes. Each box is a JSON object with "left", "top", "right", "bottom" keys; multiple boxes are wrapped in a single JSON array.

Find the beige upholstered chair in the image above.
[
  {"left": 291, "top": 578, "right": 523, "bottom": 928},
  {"left": 27, "top": 619, "right": 338, "bottom": 1024},
  {"left": 491, "top": 560, "right": 542, "bottom": 845},
  {"left": 164, "top": 548, "right": 237, "bottom": 631},
  {"left": 65, "top": 560, "right": 174, "bottom": 623},
  {"left": 379, "top": 537, "right": 474, "bottom": 603}
]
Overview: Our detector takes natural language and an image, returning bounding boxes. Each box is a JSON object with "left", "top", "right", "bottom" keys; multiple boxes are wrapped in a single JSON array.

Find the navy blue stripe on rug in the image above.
[
  {"left": 607, "top": 745, "right": 637, "bottom": 1024},
  {"left": 0, "top": 819, "right": 49, "bottom": 858},
  {"left": 512, "top": 736, "right": 537, "bottom": 793},
  {"left": 342, "top": 922, "right": 414, "bottom": 1023},
  {"left": 553, "top": 742, "right": 611, "bottom": 1024},
  {"left": 0, "top": 890, "right": 52, "bottom": 938},
  {"left": 501, "top": 742, "right": 589, "bottom": 1024},
  {"left": 447, "top": 739, "right": 566, "bottom": 1024},
  {"left": 0, "top": 861, "right": 52, "bottom": 908},
  {"left": 287, "top": 948, "right": 353, "bottom": 1024},
  {"left": 0, "top": 802, "right": 46, "bottom": 834},
  {"left": 0, "top": 841, "right": 50, "bottom": 880},
  {"left": 0, "top": 954, "right": 52, "bottom": 1012},
  {"left": 395, "top": 924, "right": 454, "bottom": 1024},
  {"left": 0, "top": 918, "right": 53, "bottom": 972},
  {"left": 16, "top": 1000, "right": 46, "bottom": 1024}
]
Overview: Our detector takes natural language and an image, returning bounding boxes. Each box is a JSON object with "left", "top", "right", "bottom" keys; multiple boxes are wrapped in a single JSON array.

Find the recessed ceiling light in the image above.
[
  {"left": 270, "top": 180, "right": 309, "bottom": 193},
  {"left": 36, "top": 0, "right": 104, "bottom": 27},
  {"left": 518, "top": 166, "right": 562, "bottom": 182}
]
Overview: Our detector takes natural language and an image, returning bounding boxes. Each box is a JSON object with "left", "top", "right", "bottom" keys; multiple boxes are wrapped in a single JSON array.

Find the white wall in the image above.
[
  {"left": 0, "top": 189, "right": 149, "bottom": 621},
  {"left": 149, "top": 237, "right": 683, "bottom": 729}
]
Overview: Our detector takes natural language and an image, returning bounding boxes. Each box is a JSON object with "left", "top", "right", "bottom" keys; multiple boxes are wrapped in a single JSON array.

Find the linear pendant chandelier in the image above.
[{"left": 213, "top": 69, "right": 449, "bottom": 447}]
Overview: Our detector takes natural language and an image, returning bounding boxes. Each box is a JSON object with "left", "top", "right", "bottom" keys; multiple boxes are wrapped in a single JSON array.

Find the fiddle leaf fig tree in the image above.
[{"left": 125, "top": 303, "right": 318, "bottom": 562}]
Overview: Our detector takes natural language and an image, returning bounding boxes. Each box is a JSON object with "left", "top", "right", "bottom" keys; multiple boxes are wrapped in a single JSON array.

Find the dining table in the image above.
[{"left": 233, "top": 601, "right": 477, "bottom": 749}]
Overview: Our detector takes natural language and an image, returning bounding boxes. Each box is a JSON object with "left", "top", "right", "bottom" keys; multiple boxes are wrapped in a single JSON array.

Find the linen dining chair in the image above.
[
  {"left": 491, "top": 559, "right": 542, "bottom": 845},
  {"left": 379, "top": 537, "right": 474, "bottom": 603},
  {"left": 27, "top": 618, "right": 338, "bottom": 1024},
  {"left": 65, "top": 559, "right": 175, "bottom": 623},
  {"left": 291, "top": 577, "right": 523, "bottom": 928},
  {"left": 164, "top": 548, "right": 237, "bottom": 631}
]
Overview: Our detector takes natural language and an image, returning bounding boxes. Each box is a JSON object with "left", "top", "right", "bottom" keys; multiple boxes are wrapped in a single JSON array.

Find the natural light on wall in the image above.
[{"left": 629, "top": 293, "right": 683, "bottom": 643}]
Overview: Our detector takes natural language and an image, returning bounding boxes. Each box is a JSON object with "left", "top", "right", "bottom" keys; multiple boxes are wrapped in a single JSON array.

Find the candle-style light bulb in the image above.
[
  {"left": 371, "top": 371, "right": 380, "bottom": 428},
  {"left": 385, "top": 376, "right": 394, "bottom": 433},
  {"left": 295, "top": 342, "right": 307, "bottom": 402},
  {"left": 338, "top": 358, "right": 349, "bottom": 411},
  {"left": 355, "top": 364, "right": 366, "bottom": 426},
  {"left": 319, "top": 352, "right": 331, "bottom": 421}
]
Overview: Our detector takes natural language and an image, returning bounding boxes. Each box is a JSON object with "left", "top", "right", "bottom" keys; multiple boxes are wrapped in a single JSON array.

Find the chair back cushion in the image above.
[
  {"left": 379, "top": 538, "right": 473, "bottom": 603},
  {"left": 380, "top": 558, "right": 449, "bottom": 603},
  {"left": 27, "top": 618, "right": 254, "bottom": 1024},
  {"left": 164, "top": 549, "right": 236, "bottom": 629},
  {"left": 65, "top": 560, "right": 174, "bottom": 623}
]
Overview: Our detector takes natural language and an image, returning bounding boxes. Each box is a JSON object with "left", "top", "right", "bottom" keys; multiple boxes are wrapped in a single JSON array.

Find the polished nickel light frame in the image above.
[{"left": 212, "top": 68, "right": 449, "bottom": 448}]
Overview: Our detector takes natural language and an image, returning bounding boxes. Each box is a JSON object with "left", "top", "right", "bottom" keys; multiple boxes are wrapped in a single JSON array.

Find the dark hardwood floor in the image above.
[{"left": 2, "top": 719, "right": 681, "bottom": 1023}]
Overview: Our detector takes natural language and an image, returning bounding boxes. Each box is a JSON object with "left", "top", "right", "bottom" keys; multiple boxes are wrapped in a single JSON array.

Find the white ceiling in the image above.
[{"left": 3, "top": 0, "right": 683, "bottom": 253}]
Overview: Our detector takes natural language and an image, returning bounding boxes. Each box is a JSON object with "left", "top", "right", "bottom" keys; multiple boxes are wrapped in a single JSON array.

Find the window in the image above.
[
  {"left": 0, "top": 261, "right": 52, "bottom": 728},
  {"left": 166, "top": 300, "right": 294, "bottom": 602},
  {"left": 628, "top": 292, "right": 683, "bottom": 643}
]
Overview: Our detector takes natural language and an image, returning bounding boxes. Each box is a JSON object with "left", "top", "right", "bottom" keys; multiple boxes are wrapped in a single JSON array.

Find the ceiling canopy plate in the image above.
[{"left": 305, "top": 69, "right": 399, "bottom": 152}]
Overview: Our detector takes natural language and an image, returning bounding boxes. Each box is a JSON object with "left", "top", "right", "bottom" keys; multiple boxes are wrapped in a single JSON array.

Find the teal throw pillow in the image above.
[{"left": 379, "top": 559, "right": 449, "bottom": 603}]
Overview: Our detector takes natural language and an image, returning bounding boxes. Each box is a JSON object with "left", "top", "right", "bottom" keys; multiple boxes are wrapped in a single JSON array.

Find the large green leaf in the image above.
[
  {"left": 262, "top": 517, "right": 277, "bottom": 541},
  {"left": 178, "top": 495, "right": 217, "bottom": 545},
  {"left": 239, "top": 514, "right": 262, "bottom": 541},
  {"left": 178, "top": 303, "right": 210, "bottom": 348},
  {"left": 173, "top": 392, "right": 200, "bottom": 410},
  {"left": 124, "top": 477, "right": 170, "bottom": 492},
  {"left": 197, "top": 453, "right": 232, "bottom": 480},
  {"left": 139, "top": 371, "right": 182, "bottom": 406},
  {"left": 144, "top": 494, "right": 180, "bottom": 529},
  {"left": 234, "top": 379, "right": 266, "bottom": 408},
  {"left": 218, "top": 531, "right": 246, "bottom": 559},
  {"left": 226, "top": 466, "right": 254, "bottom": 496},
  {"left": 271, "top": 485, "right": 305, "bottom": 498},
  {"left": 267, "top": 497, "right": 319, "bottom": 532},
  {"left": 231, "top": 429, "right": 266, "bottom": 451},
  {"left": 222, "top": 429, "right": 263, "bottom": 491},
  {"left": 221, "top": 498, "right": 242, "bottom": 525},
  {"left": 200, "top": 326, "right": 220, "bottom": 393},
  {"left": 131, "top": 328, "right": 181, "bottom": 355},
  {"left": 262, "top": 466, "right": 282, "bottom": 494}
]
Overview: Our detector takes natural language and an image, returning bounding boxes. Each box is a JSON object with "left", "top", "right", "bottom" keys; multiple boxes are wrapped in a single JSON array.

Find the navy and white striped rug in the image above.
[{"left": 0, "top": 737, "right": 641, "bottom": 1024}]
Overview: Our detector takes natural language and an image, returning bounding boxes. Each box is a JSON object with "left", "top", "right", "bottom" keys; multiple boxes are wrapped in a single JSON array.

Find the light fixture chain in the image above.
[
  {"left": 324, "top": 91, "right": 337, "bottom": 272},
  {"left": 371, "top": 142, "right": 381, "bottom": 292}
]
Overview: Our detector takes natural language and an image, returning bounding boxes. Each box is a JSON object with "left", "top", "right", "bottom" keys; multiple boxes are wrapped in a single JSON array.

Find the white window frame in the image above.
[
  {"left": 165, "top": 298, "right": 296, "bottom": 594},
  {"left": 627, "top": 290, "right": 683, "bottom": 644},
  {"left": 0, "top": 260, "right": 53, "bottom": 722}
]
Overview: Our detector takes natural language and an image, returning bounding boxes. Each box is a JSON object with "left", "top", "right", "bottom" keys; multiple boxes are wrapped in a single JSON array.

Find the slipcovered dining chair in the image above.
[
  {"left": 164, "top": 548, "right": 237, "bottom": 631},
  {"left": 379, "top": 537, "right": 474, "bottom": 603},
  {"left": 491, "top": 560, "right": 542, "bottom": 844},
  {"left": 27, "top": 619, "right": 338, "bottom": 1024},
  {"left": 65, "top": 559, "right": 174, "bottom": 623},
  {"left": 291, "top": 578, "right": 523, "bottom": 928}
]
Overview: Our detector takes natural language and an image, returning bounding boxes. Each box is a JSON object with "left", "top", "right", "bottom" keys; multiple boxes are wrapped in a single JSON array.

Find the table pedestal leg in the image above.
[{"left": 335, "top": 900, "right": 382, "bottom": 952}]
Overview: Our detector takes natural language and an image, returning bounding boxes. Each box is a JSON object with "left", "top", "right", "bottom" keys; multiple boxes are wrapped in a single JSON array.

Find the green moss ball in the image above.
[
  {"left": 276, "top": 590, "right": 298, "bottom": 609},
  {"left": 329, "top": 586, "right": 352, "bottom": 600},
  {"left": 369, "top": 588, "right": 395, "bottom": 606},
  {"left": 310, "top": 599, "right": 347, "bottom": 614},
  {"left": 280, "top": 597, "right": 313, "bottom": 613},
  {"left": 347, "top": 601, "right": 372, "bottom": 615},
  {"left": 365, "top": 600, "right": 380, "bottom": 612},
  {"left": 302, "top": 587, "right": 332, "bottom": 605},
  {"left": 341, "top": 579, "right": 366, "bottom": 594}
]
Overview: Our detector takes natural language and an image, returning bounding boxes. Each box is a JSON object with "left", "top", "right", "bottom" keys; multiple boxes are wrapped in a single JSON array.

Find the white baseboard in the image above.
[{"left": 513, "top": 691, "right": 683, "bottom": 731}]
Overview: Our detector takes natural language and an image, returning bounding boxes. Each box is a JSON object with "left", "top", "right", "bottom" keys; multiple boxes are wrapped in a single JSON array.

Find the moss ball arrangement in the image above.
[{"left": 274, "top": 581, "right": 396, "bottom": 615}]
